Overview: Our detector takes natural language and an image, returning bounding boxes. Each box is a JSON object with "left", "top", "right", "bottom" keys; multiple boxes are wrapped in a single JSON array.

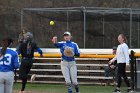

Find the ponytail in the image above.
[{"left": 0, "top": 38, "right": 13, "bottom": 57}]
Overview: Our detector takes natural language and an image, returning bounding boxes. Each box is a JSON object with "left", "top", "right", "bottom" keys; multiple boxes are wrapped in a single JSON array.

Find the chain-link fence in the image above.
[{"left": 21, "top": 7, "right": 140, "bottom": 48}]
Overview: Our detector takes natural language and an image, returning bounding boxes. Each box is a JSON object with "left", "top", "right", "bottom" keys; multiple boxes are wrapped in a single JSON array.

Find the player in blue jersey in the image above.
[
  {"left": 0, "top": 38, "right": 19, "bottom": 93},
  {"left": 52, "top": 32, "right": 80, "bottom": 93},
  {"left": 18, "top": 32, "right": 43, "bottom": 93}
]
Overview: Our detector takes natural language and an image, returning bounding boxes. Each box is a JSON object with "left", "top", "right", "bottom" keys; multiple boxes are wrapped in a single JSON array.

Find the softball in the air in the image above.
[{"left": 50, "top": 21, "right": 54, "bottom": 26}]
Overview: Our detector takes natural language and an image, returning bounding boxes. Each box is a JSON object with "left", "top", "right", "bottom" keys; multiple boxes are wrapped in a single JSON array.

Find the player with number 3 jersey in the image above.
[{"left": 0, "top": 38, "right": 19, "bottom": 93}]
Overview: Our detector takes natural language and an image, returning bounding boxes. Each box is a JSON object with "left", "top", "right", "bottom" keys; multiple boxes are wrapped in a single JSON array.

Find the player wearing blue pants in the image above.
[
  {"left": 0, "top": 38, "right": 19, "bottom": 93},
  {"left": 52, "top": 32, "right": 80, "bottom": 93}
]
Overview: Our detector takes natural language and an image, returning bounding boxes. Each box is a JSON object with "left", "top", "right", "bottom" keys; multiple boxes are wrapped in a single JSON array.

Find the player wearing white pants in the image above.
[
  {"left": 0, "top": 72, "right": 14, "bottom": 93},
  {"left": 52, "top": 32, "right": 80, "bottom": 93},
  {"left": 0, "top": 38, "right": 19, "bottom": 93},
  {"left": 61, "top": 60, "right": 78, "bottom": 85}
]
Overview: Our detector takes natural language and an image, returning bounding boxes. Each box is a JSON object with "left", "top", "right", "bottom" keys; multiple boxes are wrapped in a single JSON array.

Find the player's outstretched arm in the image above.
[
  {"left": 52, "top": 36, "right": 57, "bottom": 44},
  {"left": 51, "top": 36, "right": 64, "bottom": 48}
]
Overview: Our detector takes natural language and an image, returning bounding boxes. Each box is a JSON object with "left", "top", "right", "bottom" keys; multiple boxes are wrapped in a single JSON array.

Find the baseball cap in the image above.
[{"left": 63, "top": 31, "right": 71, "bottom": 36}]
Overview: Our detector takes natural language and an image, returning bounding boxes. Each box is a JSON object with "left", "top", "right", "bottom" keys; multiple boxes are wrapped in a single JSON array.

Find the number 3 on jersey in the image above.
[{"left": 0, "top": 54, "right": 12, "bottom": 65}]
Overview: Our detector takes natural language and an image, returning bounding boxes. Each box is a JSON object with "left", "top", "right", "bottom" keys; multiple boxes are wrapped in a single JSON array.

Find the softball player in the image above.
[
  {"left": 18, "top": 32, "right": 43, "bottom": 93},
  {"left": 52, "top": 32, "right": 80, "bottom": 93},
  {"left": 0, "top": 38, "right": 19, "bottom": 93}
]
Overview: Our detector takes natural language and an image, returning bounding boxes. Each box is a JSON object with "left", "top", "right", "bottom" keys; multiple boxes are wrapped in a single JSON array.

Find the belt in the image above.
[{"left": 62, "top": 59, "right": 74, "bottom": 62}]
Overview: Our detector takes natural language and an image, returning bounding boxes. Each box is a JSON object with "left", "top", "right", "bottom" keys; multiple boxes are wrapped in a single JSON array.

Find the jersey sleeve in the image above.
[
  {"left": 34, "top": 43, "right": 43, "bottom": 55},
  {"left": 37, "top": 48, "right": 43, "bottom": 55},
  {"left": 123, "top": 44, "right": 130, "bottom": 63},
  {"left": 13, "top": 52, "right": 20, "bottom": 69},
  {"left": 54, "top": 42, "right": 63, "bottom": 48}
]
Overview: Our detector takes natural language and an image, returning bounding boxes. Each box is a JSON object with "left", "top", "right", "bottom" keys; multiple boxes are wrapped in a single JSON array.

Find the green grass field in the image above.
[{"left": 13, "top": 83, "right": 131, "bottom": 93}]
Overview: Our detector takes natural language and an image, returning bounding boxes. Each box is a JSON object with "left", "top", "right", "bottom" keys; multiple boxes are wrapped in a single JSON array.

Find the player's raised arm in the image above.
[
  {"left": 52, "top": 36, "right": 63, "bottom": 48},
  {"left": 52, "top": 36, "right": 57, "bottom": 43}
]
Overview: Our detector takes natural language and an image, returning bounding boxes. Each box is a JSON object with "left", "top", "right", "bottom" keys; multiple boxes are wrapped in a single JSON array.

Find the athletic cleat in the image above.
[
  {"left": 30, "top": 74, "right": 36, "bottom": 82},
  {"left": 113, "top": 89, "right": 121, "bottom": 93},
  {"left": 127, "top": 89, "right": 134, "bottom": 93}
]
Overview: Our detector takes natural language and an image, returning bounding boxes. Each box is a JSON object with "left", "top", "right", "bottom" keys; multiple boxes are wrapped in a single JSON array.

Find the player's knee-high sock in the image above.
[
  {"left": 75, "top": 85, "right": 80, "bottom": 93},
  {"left": 21, "top": 78, "right": 27, "bottom": 91},
  {"left": 68, "top": 84, "right": 72, "bottom": 93}
]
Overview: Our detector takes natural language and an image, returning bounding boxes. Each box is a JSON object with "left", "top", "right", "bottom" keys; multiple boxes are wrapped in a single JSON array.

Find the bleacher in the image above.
[{"left": 16, "top": 48, "right": 137, "bottom": 85}]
